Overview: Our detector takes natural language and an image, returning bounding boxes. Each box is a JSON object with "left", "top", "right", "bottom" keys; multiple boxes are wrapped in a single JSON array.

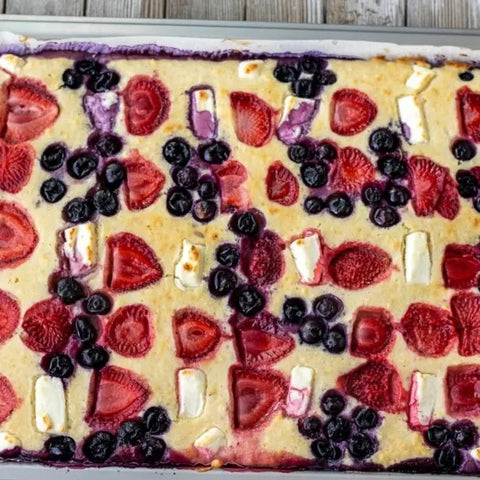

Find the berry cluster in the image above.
[
  {"left": 208, "top": 243, "right": 240, "bottom": 298},
  {"left": 455, "top": 168, "right": 480, "bottom": 212},
  {"left": 62, "top": 59, "right": 120, "bottom": 93}
]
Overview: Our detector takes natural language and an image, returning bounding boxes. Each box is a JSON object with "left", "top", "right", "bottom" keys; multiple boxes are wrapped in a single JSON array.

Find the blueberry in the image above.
[
  {"left": 323, "top": 324, "right": 347, "bottom": 354},
  {"left": 320, "top": 390, "right": 346, "bottom": 416},
  {"left": 327, "top": 192, "right": 353, "bottom": 218},
  {"left": 45, "top": 435, "right": 76, "bottom": 461},
  {"left": 299, "top": 56, "right": 320, "bottom": 74},
  {"left": 74, "top": 59, "right": 101, "bottom": 76},
  {"left": 77, "top": 345, "right": 109, "bottom": 370},
  {"left": 229, "top": 285, "right": 265, "bottom": 317},
  {"left": 82, "top": 431, "right": 116, "bottom": 463},
  {"left": 304, "top": 196, "right": 325, "bottom": 214},
  {"left": 452, "top": 139, "right": 476, "bottom": 161},
  {"left": 300, "top": 162, "right": 329, "bottom": 188},
  {"left": 369, "top": 128, "right": 400, "bottom": 153},
  {"left": 324, "top": 416, "right": 351, "bottom": 443},
  {"left": 273, "top": 64, "right": 299, "bottom": 83},
  {"left": 474, "top": 196, "right": 480, "bottom": 213},
  {"left": 40, "top": 144, "right": 67, "bottom": 171},
  {"left": 451, "top": 420, "right": 478, "bottom": 449},
  {"left": 424, "top": 423, "right": 451, "bottom": 448},
  {"left": 229, "top": 211, "right": 260, "bottom": 237},
  {"left": 434, "top": 446, "right": 463, "bottom": 472},
  {"left": 84, "top": 292, "right": 112, "bottom": 315},
  {"left": 192, "top": 199, "right": 217, "bottom": 223},
  {"left": 143, "top": 406, "right": 171, "bottom": 435},
  {"left": 92, "top": 189, "right": 119, "bottom": 217},
  {"left": 172, "top": 166, "right": 198, "bottom": 189},
  {"left": 67, "top": 152, "right": 98, "bottom": 179},
  {"left": 141, "top": 437, "right": 166, "bottom": 463},
  {"left": 163, "top": 138, "right": 192, "bottom": 166},
  {"left": 313, "top": 294, "right": 343, "bottom": 321},
  {"left": 288, "top": 143, "right": 314, "bottom": 164},
  {"left": 315, "top": 142, "right": 337, "bottom": 161},
  {"left": 370, "top": 205, "right": 400, "bottom": 228},
  {"left": 199, "top": 141, "right": 230, "bottom": 165},
  {"left": 292, "top": 79, "right": 317, "bottom": 99},
  {"left": 377, "top": 156, "right": 407, "bottom": 179},
  {"left": 298, "top": 416, "right": 322, "bottom": 439},
  {"left": 311, "top": 439, "right": 342, "bottom": 462},
  {"left": 197, "top": 177, "right": 218, "bottom": 200},
  {"left": 86, "top": 70, "right": 120, "bottom": 93},
  {"left": 44, "top": 353, "right": 74, "bottom": 379},
  {"left": 384, "top": 184, "right": 410, "bottom": 207},
  {"left": 62, "top": 68, "right": 83, "bottom": 89},
  {"left": 208, "top": 267, "right": 238, "bottom": 297},
  {"left": 166, "top": 187, "right": 193, "bottom": 216},
  {"left": 65, "top": 198, "right": 95, "bottom": 224},
  {"left": 456, "top": 170, "right": 479, "bottom": 198},
  {"left": 353, "top": 407, "right": 379, "bottom": 430},
  {"left": 56, "top": 277, "right": 85, "bottom": 305},
  {"left": 361, "top": 183, "right": 383, "bottom": 206},
  {"left": 315, "top": 70, "right": 337, "bottom": 86},
  {"left": 216, "top": 244, "right": 239, "bottom": 268},
  {"left": 40, "top": 178, "right": 67, "bottom": 203},
  {"left": 117, "top": 420, "right": 146, "bottom": 446},
  {"left": 91, "top": 133, "right": 122, "bottom": 157},
  {"left": 348, "top": 433, "right": 377, "bottom": 460},
  {"left": 459, "top": 71, "right": 474, "bottom": 81},
  {"left": 299, "top": 318, "right": 326, "bottom": 345},
  {"left": 73, "top": 316, "right": 97, "bottom": 344},
  {"left": 283, "top": 297, "right": 307, "bottom": 324},
  {"left": 102, "top": 161, "right": 126, "bottom": 190}
]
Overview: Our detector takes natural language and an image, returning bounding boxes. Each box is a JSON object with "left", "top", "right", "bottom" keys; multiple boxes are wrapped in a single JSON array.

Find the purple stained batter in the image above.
[
  {"left": 83, "top": 91, "right": 119, "bottom": 132},
  {"left": 277, "top": 99, "right": 320, "bottom": 145},
  {"left": 188, "top": 86, "right": 217, "bottom": 139}
]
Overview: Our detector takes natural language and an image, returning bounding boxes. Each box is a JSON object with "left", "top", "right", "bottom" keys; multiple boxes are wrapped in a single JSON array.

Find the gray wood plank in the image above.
[
  {"left": 166, "top": 0, "right": 245, "bottom": 20},
  {"left": 86, "top": 0, "right": 165, "bottom": 18},
  {"left": 142, "top": 0, "right": 166, "bottom": 17},
  {"left": 326, "top": 0, "right": 405, "bottom": 26},
  {"left": 246, "top": 0, "right": 323, "bottom": 23},
  {"left": 5, "top": 0, "right": 84, "bottom": 15},
  {"left": 406, "top": 0, "right": 469, "bottom": 28}
]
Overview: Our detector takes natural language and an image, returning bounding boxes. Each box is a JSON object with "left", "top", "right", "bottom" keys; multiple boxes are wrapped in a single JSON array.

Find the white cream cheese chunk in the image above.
[
  {"left": 280, "top": 96, "right": 316, "bottom": 124},
  {"left": 238, "top": 60, "right": 264, "bottom": 79},
  {"left": 406, "top": 65, "right": 435, "bottom": 92},
  {"left": 404, "top": 231, "right": 431, "bottom": 285},
  {"left": 178, "top": 368, "right": 206, "bottom": 418},
  {"left": 0, "top": 54, "right": 25, "bottom": 75},
  {"left": 408, "top": 371, "right": 439, "bottom": 429},
  {"left": 34, "top": 376, "right": 67, "bottom": 434},
  {"left": 397, "top": 95, "right": 428, "bottom": 144},
  {"left": 0, "top": 432, "right": 21, "bottom": 452},
  {"left": 470, "top": 447, "right": 480, "bottom": 461},
  {"left": 174, "top": 239, "right": 205, "bottom": 291},
  {"left": 286, "top": 366, "right": 314, "bottom": 417},
  {"left": 193, "top": 88, "right": 215, "bottom": 113},
  {"left": 62, "top": 222, "right": 97, "bottom": 276},
  {"left": 99, "top": 91, "right": 119, "bottom": 109},
  {"left": 289, "top": 233, "right": 322, "bottom": 285},
  {"left": 194, "top": 427, "right": 227, "bottom": 456}
]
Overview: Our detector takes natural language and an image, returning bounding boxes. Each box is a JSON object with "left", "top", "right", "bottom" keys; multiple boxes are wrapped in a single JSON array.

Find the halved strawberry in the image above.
[
  {"left": 5, "top": 78, "right": 59, "bottom": 144},
  {"left": 0, "top": 290, "right": 20, "bottom": 346},
  {"left": 172, "top": 308, "right": 221, "bottom": 362},
  {"left": 0, "top": 374, "right": 18, "bottom": 424},
  {"left": 0, "top": 200, "right": 38, "bottom": 269},
  {"left": 265, "top": 161, "right": 299, "bottom": 206},
  {"left": 446, "top": 364, "right": 480, "bottom": 417},
  {"left": 0, "top": 139, "right": 34, "bottom": 194},
  {"left": 123, "top": 75, "right": 170, "bottom": 136},
  {"left": 213, "top": 160, "right": 251, "bottom": 212},
  {"left": 435, "top": 174, "right": 460, "bottom": 220},
  {"left": 230, "top": 92, "right": 276, "bottom": 147},
  {"left": 451, "top": 292, "right": 480, "bottom": 356},
  {"left": 330, "top": 89, "right": 377, "bottom": 136},
  {"left": 21, "top": 297, "right": 72, "bottom": 353},
  {"left": 104, "top": 232, "right": 162, "bottom": 292},
  {"left": 457, "top": 86, "right": 480, "bottom": 142},
  {"left": 122, "top": 150, "right": 165, "bottom": 210},
  {"left": 230, "top": 366, "right": 286, "bottom": 430},
  {"left": 350, "top": 307, "right": 394, "bottom": 358},
  {"left": 442, "top": 244, "right": 480, "bottom": 289},
  {"left": 327, "top": 242, "right": 393, "bottom": 290},
  {"left": 213, "top": 160, "right": 248, "bottom": 183},
  {"left": 105, "top": 304, "right": 154, "bottom": 357},
  {"left": 330, "top": 146, "right": 375, "bottom": 194},
  {"left": 86, "top": 365, "right": 151, "bottom": 429},
  {"left": 338, "top": 360, "right": 405, "bottom": 413},
  {"left": 400, "top": 303, "right": 456, "bottom": 357}
]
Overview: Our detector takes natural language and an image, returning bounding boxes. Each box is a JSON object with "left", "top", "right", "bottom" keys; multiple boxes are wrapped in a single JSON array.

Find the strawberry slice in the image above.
[
  {"left": 122, "top": 150, "right": 165, "bottom": 210},
  {"left": 0, "top": 200, "right": 38, "bottom": 269},
  {"left": 5, "top": 78, "right": 59, "bottom": 144},
  {"left": 338, "top": 360, "right": 405, "bottom": 413},
  {"left": 213, "top": 160, "right": 251, "bottom": 212},
  {"left": 0, "top": 140, "right": 34, "bottom": 194},
  {"left": 330, "top": 89, "right": 377, "bottom": 136},
  {"left": 0, "top": 79, "right": 10, "bottom": 135},
  {"left": 330, "top": 146, "right": 375, "bottom": 194},
  {"left": 230, "top": 92, "right": 276, "bottom": 147},
  {"left": 350, "top": 307, "right": 394, "bottom": 358},
  {"left": 435, "top": 174, "right": 460, "bottom": 220},
  {"left": 105, "top": 304, "right": 154, "bottom": 357},
  {"left": 457, "top": 86, "right": 480, "bottom": 142},
  {"left": 0, "top": 374, "right": 18, "bottom": 424},
  {"left": 442, "top": 244, "right": 480, "bottom": 289},
  {"left": 451, "top": 292, "right": 480, "bottom": 356},
  {"left": 0, "top": 290, "right": 20, "bottom": 346},
  {"left": 86, "top": 365, "right": 151, "bottom": 429},
  {"left": 172, "top": 308, "right": 221, "bottom": 362},
  {"left": 230, "top": 366, "right": 287, "bottom": 430},
  {"left": 214, "top": 160, "right": 248, "bottom": 183},
  {"left": 400, "top": 303, "right": 456, "bottom": 357},
  {"left": 327, "top": 242, "right": 393, "bottom": 290},
  {"left": 265, "top": 161, "right": 299, "bottom": 206},
  {"left": 446, "top": 364, "right": 480, "bottom": 417},
  {"left": 21, "top": 297, "right": 72, "bottom": 353},
  {"left": 104, "top": 232, "right": 162, "bottom": 292},
  {"left": 123, "top": 75, "right": 170, "bottom": 136}
]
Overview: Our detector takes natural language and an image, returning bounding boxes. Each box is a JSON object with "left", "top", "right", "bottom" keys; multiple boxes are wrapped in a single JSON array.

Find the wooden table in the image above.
[{"left": 1, "top": 0, "right": 479, "bottom": 29}]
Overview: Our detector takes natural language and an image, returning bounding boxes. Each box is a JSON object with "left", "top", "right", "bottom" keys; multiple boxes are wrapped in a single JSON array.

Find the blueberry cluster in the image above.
[
  {"left": 208, "top": 244, "right": 240, "bottom": 298},
  {"left": 451, "top": 139, "right": 477, "bottom": 162},
  {"left": 62, "top": 58, "right": 120, "bottom": 93},
  {"left": 456, "top": 169, "right": 480, "bottom": 212},
  {"left": 282, "top": 294, "right": 347, "bottom": 354},
  {"left": 273, "top": 56, "right": 337, "bottom": 99}
]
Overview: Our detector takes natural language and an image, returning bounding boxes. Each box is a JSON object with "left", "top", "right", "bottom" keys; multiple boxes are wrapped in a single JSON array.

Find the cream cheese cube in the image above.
[
  {"left": 406, "top": 65, "right": 435, "bottom": 92},
  {"left": 470, "top": 447, "right": 480, "bottom": 461},
  {"left": 0, "top": 432, "right": 21, "bottom": 453},
  {"left": 62, "top": 222, "right": 97, "bottom": 276},
  {"left": 193, "top": 88, "right": 215, "bottom": 113},
  {"left": 398, "top": 95, "right": 428, "bottom": 144},
  {"left": 174, "top": 239, "right": 205, "bottom": 290},
  {"left": 178, "top": 368, "right": 206, "bottom": 418},
  {"left": 280, "top": 96, "right": 316, "bottom": 124},
  {"left": 238, "top": 60, "right": 264, "bottom": 79},
  {"left": 408, "top": 371, "right": 439, "bottom": 429},
  {"left": 34, "top": 376, "right": 67, "bottom": 434},
  {"left": 0, "top": 54, "right": 25, "bottom": 75},
  {"left": 289, "top": 233, "right": 322, "bottom": 285},
  {"left": 194, "top": 427, "right": 227, "bottom": 456},
  {"left": 404, "top": 231, "right": 431, "bottom": 285},
  {"left": 100, "top": 91, "right": 119, "bottom": 109},
  {"left": 286, "top": 366, "right": 314, "bottom": 417}
]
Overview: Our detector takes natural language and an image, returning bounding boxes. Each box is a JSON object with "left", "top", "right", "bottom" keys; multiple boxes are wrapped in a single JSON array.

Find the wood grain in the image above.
[
  {"left": 326, "top": 0, "right": 405, "bottom": 26},
  {"left": 5, "top": 0, "right": 84, "bottom": 15},
  {"left": 406, "top": 0, "right": 469, "bottom": 28},
  {"left": 86, "top": 0, "right": 164, "bottom": 17},
  {"left": 166, "top": 0, "right": 245, "bottom": 20},
  {"left": 246, "top": 0, "right": 324, "bottom": 23}
]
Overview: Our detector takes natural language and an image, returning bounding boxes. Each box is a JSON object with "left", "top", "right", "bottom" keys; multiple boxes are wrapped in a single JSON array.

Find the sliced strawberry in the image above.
[
  {"left": 104, "top": 232, "right": 162, "bottom": 292},
  {"left": 330, "top": 146, "right": 375, "bottom": 194},
  {"left": 0, "top": 140, "right": 34, "bottom": 194},
  {"left": 330, "top": 89, "right": 377, "bottom": 136},
  {"left": 172, "top": 308, "right": 221, "bottom": 362},
  {"left": 327, "top": 242, "right": 393, "bottom": 290},
  {"left": 451, "top": 292, "right": 480, "bottom": 356},
  {"left": 213, "top": 160, "right": 251, "bottom": 212},
  {"left": 446, "top": 364, "right": 480, "bottom": 417},
  {"left": 0, "top": 200, "right": 38, "bottom": 269},
  {"left": 5, "top": 78, "right": 59, "bottom": 144},
  {"left": 435, "top": 173, "right": 460, "bottom": 220},
  {"left": 0, "top": 374, "right": 18, "bottom": 424},
  {"left": 21, "top": 297, "right": 72, "bottom": 353},
  {"left": 230, "top": 91, "right": 276, "bottom": 147},
  {"left": 338, "top": 360, "right": 405, "bottom": 413},
  {"left": 86, "top": 365, "right": 151, "bottom": 429},
  {"left": 123, "top": 75, "right": 170, "bottom": 136},
  {"left": 457, "top": 86, "right": 480, "bottom": 142},
  {"left": 122, "top": 150, "right": 165, "bottom": 210},
  {"left": 265, "top": 161, "right": 299, "bottom": 206},
  {"left": 0, "top": 79, "right": 10, "bottom": 135},
  {"left": 0, "top": 290, "right": 20, "bottom": 346},
  {"left": 400, "top": 303, "right": 456, "bottom": 357},
  {"left": 350, "top": 307, "right": 394, "bottom": 358},
  {"left": 442, "top": 244, "right": 480, "bottom": 289},
  {"left": 105, "top": 304, "right": 153, "bottom": 357},
  {"left": 213, "top": 160, "right": 248, "bottom": 183},
  {"left": 230, "top": 366, "right": 286, "bottom": 430}
]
